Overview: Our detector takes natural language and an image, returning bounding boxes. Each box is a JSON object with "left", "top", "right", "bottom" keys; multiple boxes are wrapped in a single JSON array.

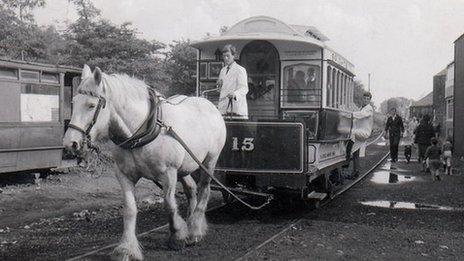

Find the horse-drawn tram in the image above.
[
  {"left": 192, "top": 16, "right": 373, "bottom": 204},
  {"left": 0, "top": 59, "right": 80, "bottom": 174}
]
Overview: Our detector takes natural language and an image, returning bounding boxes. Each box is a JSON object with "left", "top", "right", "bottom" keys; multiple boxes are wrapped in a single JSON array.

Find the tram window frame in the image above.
[
  {"left": 331, "top": 69, "right": 336, "bottom": 107},
  {"left": 343, "top": 74, "right": 348, "bottom": 107},
  {"left": 0, "top": 67, "right": 18, "bottom": 80},
  {"left": 20, "top": 70, "right": 40, "bottom": 82},
  {"left": 336, "top": 71, "right": 341, "bottom": 108},
  {"left": 326, "top": 66, "right": 332, "bottom": 107},
  {"left": 20, "top": 83, "right": 60, "bottom": 123},
  {"left": 281, "top": 62, "right": 322, "bottom": 108},
  {"left": 41, "top": 72, "right": 60, "bottom": 84}
]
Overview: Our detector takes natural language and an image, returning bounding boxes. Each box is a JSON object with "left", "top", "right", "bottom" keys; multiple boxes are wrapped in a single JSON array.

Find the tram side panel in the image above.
[{"left": 217, "top": 121, "right": 305, "bottom": 174}]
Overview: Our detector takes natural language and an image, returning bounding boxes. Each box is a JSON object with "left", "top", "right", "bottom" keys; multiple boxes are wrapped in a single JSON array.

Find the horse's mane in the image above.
[{"left": 79, "top": 73, "right": 162, "bottom": 104}]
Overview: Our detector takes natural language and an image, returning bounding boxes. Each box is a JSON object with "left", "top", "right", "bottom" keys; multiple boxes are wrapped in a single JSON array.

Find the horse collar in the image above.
[{"left": 110, "top": 88, "right": 165, "bottom": 150}]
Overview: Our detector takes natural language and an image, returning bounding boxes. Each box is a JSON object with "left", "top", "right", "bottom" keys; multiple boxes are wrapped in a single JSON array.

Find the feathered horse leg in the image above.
[{"left": 112, "top": 168, "right": 143, "bottom": 261}]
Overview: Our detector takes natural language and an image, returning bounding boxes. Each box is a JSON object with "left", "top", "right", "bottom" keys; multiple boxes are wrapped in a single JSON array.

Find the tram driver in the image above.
[
  {"left": 216, "top": 44, "right": 249, "bottom": 119},
  {"left": 346, "top": 91, "right": 374, "bottom": 176}
]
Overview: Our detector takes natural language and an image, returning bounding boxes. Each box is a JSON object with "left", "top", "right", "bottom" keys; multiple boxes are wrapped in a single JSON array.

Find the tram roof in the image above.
[
  {"left": 191, "top": 16, "right": 328, "bottom": 48},
  {"left": 191, "top": 16, "right": 354, "bottom": 73},
  {"left": 0, "top": 57, "right": 81, "bottom": 73}
]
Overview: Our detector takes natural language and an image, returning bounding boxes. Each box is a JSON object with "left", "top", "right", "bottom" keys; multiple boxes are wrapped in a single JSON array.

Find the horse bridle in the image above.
[{"left": 67, "top": 89, "right": 107, "bottom": 149}]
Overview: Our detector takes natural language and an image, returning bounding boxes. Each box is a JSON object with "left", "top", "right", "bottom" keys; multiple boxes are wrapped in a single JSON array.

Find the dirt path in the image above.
[{"left": 248, "top": 146, "right": 464, "bottom": 260}]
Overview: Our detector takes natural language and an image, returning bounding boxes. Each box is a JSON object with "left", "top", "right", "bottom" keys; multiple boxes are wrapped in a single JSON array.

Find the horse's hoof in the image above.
[
  {"left": 167, "top": 237, "right": 186, "bottom": 250},
  {"left": 111, "top": 245, "right": 143, "bottom": 261},
  {"left": 186, "top": 235, "right": 203, "bottom": 246}
]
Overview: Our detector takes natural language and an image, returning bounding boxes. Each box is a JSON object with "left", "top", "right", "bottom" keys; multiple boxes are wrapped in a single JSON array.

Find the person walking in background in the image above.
[
  {"left": 385, "top": 108, "right": 404, "bottom": 162},
  {"left": 425, "top": 137, "right": 442, "bottom": 181},
  {"left": 442, "top": 137, "right": 453, "bottom": 175},
  {"left": 414, "top": 114, "right": 435, "bottom": 171}
]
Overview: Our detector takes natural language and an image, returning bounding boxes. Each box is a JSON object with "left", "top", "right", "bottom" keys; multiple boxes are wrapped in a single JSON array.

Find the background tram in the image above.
[
  {"left": 192, "top": 16, "right": 379, "bottom": 200},
  {"left": 0, "top": 59, "right": 80, "bottom": 174}
]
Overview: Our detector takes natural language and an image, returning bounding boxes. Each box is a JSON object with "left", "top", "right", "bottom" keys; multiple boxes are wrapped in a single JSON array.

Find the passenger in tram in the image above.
[
  {"left": 216, "top": 44, "right": 249, "bottom": 119},
  {"left": 306, "top": 67, "right": 317, "bottom": 89},
  {"left": 287, "top": 70, "right": 306, "bottom": 102}
]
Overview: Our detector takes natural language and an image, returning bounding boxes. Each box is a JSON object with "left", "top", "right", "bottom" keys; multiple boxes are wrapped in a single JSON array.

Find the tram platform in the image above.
[{"left": 249, "top": 144, "right": 464, "bottom": 260}]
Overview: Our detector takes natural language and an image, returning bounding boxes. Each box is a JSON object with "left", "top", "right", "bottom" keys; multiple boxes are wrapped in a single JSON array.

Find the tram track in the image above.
[
  {"left": 234, "top": 135, "right": 389, "bottom": 261},
  {"left": 66, "top": 202, "right": 228, "bottom": 261},
  {"left": 67, "top": 134, "right": 387, "bottom": 261}
]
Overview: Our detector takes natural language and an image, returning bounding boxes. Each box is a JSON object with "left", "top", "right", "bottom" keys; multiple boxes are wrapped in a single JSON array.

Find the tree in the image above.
[
  {"left": 69, "top": 0, "right": 100, "bottom": 21},
  {"left": 61, "top": 13, "right": 169, "bottom": 90},
  {"left": 164, "top": 39, "right": 197, "bottom": 95},
  {"left": 353, "top": 80, "right": 366, "bottom": 108},
  {"left": 0, "top": 4, "right": 63, "bottom": 62},
  {"left": 1, "top": 0, "right": 45, "bottom": 21}
]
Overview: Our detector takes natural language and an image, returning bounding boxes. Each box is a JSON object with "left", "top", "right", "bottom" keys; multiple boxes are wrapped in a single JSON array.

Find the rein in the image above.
[{"left": 69, "top": 85, "right": 270, "bottom": 210}]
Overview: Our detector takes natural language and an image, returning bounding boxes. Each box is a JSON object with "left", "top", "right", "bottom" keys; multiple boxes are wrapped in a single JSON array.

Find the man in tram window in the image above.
[
  {"left": 306, "top": 67, "right": 317, "bottom": 89},
  {"left": 216, "top": 44, "right": 249, "bottom": 119},
  {"left": 287, "top": 70, "right": 305, "bottom": 103},
  {"left": 346, "top": 91, "right": 374, "bottom": 177}
]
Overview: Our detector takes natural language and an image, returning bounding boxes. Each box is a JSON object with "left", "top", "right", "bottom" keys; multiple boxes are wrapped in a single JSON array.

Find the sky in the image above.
[{"left": 34, "top": 0, "right": 464, "bottom": 106}]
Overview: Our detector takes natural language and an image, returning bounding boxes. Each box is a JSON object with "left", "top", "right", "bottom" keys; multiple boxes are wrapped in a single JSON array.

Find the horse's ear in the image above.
[
  {"left": 82, "top": 64, "right": 91, "bottom": 79},
  {"left": 94, "top": 67, "right": 102, "bottom": 86}
]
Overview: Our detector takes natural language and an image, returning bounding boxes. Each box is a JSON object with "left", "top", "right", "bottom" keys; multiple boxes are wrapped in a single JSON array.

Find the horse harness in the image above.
[
  {"left": 69, "top": 87, "right": 271, "bottom": 210},
  {"left": 67, "top": 89, "right": 107, "bottom": 150},
  {"left": 68, "top": 87, "right": 168, "bottom": 150}
]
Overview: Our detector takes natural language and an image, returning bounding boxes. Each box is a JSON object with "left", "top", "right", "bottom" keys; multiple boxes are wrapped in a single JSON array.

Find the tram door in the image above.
[{"left": 240, "top": 40, "right": 279, "bottom": 119}]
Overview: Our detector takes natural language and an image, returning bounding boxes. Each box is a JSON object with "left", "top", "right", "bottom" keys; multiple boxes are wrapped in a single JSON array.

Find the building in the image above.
[
  {"left": 432, "top": 68, "right": 447, "bottom": 137},
  {"left": 454, "top": 34, "right": 464, "bottom": 157},
  {"left": 410, "top": 92, "right": 433, "bottom": 120},
  {"left": 444, "top": 62, "right": 454, "bottom": 139}
]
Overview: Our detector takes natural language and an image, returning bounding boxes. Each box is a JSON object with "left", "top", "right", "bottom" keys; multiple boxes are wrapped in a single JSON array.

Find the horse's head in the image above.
[{"left": 63, "top": 64, "right": 111, "bottom": 154}]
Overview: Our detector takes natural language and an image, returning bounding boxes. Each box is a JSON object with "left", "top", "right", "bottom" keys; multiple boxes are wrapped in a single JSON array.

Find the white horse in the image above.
[{"left": 63, "top": 65, "right": 226, "bottom": 260}]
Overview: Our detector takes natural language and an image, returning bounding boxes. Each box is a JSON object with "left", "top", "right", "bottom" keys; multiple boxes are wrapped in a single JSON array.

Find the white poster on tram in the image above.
[{"left": 20, "top": 94, "right": 59, "bottom": 122}]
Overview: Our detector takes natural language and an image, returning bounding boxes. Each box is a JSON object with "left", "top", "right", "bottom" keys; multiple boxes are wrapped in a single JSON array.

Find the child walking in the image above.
[
  {"left": 425, "top": 137, "right": 442, "bottom": 181},
  {"left": 442, "top": 137, "right": 453, "bottom": 175}
]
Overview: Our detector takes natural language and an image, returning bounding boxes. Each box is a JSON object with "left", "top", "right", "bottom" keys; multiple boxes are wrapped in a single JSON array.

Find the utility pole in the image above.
[{"left": 368, "top": 73, "right": 371, "bottom": 92}]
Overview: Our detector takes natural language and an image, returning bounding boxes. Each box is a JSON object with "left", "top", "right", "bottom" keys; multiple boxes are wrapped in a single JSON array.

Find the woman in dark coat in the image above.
[{"left": 414, "top": 114, "right": 435, "bottom": 164}]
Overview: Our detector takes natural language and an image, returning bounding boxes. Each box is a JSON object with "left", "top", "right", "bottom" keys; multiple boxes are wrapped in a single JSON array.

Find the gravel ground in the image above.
[
  {"left": 249, "top": 145, "right": 464, "bottom": 260},
  {"left": 0, "top": 142, "right": 391, "bottom": 260}
]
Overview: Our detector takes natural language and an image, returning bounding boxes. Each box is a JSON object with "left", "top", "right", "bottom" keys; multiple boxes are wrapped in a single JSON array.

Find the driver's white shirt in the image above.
[
  {"left": 351, "top": 103, "right": 374, "bottom": 157},
  {"left": 217, "top": 62, "right": 249, "bottom": 118}
]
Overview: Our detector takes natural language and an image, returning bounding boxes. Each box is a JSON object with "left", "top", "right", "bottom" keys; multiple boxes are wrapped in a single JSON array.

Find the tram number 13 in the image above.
[{"left": 231, "top": 137, "right": 255, "bottom": 151}]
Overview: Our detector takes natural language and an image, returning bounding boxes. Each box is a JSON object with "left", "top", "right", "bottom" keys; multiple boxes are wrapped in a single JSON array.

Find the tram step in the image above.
[{"left": 306, "top": 191, "right": 327, "bottom": 200}]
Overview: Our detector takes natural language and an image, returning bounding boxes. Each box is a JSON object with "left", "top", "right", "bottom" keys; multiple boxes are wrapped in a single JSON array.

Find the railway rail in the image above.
[
  {"left": 65, "top": 133, "right": 387, "bottom": 261},
  {"left": 235, "top": 151, "right": 389, "bottom": 260}
]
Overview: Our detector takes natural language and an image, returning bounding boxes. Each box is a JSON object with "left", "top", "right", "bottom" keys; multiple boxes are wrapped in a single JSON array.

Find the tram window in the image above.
[
  {"left": 20, "top": 83, "right": 60, "bottom": 122},
  {"left": 331, "top": 69, "right": 336, "bottom": 107},
  {"left": 41, "top": 72, "right": 59, "bottom": 84},
  {"left": 342, "top": 74, "right": 347, "bottom": 106},
  {"left": 326, "top": 66, "right": 332, "bottom": 107},
  {"left": 282, "top": 64, "right": 321, "bottom": 107},
  {"left": 336, "top": 72, "right": 339, "bottom": 107},
  {"left": 20, "top": 70, "right": 39, "bottom": 82},
  {"left": 0, "top": 67, "right": 18, "bottom": 80}
]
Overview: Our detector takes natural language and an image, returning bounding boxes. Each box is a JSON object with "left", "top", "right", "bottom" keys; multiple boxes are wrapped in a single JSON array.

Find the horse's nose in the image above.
[
  {"left": 64, "top": 140, "right": 80, "bottom": 154},
  {"left": 72, "top": 141, "right": 79, "bottom": 150}
]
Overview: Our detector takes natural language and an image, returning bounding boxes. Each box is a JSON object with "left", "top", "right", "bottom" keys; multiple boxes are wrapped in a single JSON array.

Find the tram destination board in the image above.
[{"left": 217, "top": 121, "right": 304, "bottom": 173}]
